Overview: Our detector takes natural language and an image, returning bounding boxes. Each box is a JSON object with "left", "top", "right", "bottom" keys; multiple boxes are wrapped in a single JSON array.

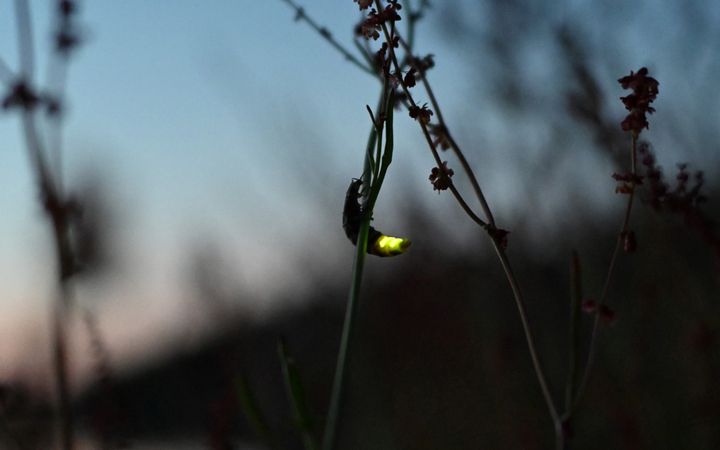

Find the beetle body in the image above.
[{"left": 342, "top": 178, "right": 410, "bottom": 257}]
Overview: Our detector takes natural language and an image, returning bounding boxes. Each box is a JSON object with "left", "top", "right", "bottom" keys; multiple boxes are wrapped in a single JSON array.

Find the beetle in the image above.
[{"left": 343, "top": 178, "right": 411, "bottom": 257}]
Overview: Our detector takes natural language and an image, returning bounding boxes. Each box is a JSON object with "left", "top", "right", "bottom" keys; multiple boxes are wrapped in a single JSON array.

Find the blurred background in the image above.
[{"left": 0, "top": 0, "right": 719, "bottom": 448}]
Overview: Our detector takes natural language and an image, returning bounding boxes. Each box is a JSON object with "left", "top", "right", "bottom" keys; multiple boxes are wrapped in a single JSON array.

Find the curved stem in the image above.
[
  {"left": 21, "top": 111, "right": 76, "bottom": 450},
  {"left": 403, "top": 42, "right": 495, "bottom": 226},
  {"left": 377, "top": 16, "right": 490, "bottom": 232},
  {"left": 571, "top": 134, "right": 638, "bottom": 414},
  {"left": 373, "top": 8, "right": 561, "bottom": 442},
  {"left": 493, "top": 243, "right": 561, "bottom": 426},
  {"left": 279, "top": 0, "right": 375, "bottom": 75}
]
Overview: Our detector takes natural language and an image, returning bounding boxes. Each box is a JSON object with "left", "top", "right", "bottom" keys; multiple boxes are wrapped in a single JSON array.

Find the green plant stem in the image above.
[
  {"left": 324, "top": 81, "right": 395, "bottom": 450},
  {"left": 321, "top": 217, "right": 371, "bottom": 450},
  {"left": 322, "top": 122, "right": 379, "bottom": 450},
  {"left": 366, "top": 92, "right": 394, "bottom": 210},
  {"left": 278, "top": 339, "right": 319, "bottom": 450}
]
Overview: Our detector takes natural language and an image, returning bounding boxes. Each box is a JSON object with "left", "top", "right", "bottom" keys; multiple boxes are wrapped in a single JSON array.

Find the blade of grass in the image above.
[
  {"left": 563, "top": 250, "right": 583, "bottom": 415},
  {"left": 235, "top": 373, "right": 281, "bottom": 450},
  {"left": 278, "top": 338, "right": 320, "bottom": 450}
]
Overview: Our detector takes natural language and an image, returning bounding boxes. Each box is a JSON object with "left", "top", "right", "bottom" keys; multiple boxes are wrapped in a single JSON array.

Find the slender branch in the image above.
[
  {"left": 571, "top": 133, "right": 638, "bottom": 414},
  {"left": 278, "top": 0, "right": 429, "bottom": 87},
  {"left": 447, "top": 183, "right": 487, "bottom": 228},
  {"left": 396, "top": 0, "right": 428, "bottom": 70},
  {"left": 14, "top": 2, "right": 76, "bottom": 448},
  {"left": 14, "top": 0, "right": 35, "bottom": 78},
  {"left": 279, "top": 0, "right": 376, "bottom": 75},
  {"left": 354, "top": 38, "right": 377, "bottom": 72},
  {"left": 399, "top": 34, "right": 495, "bottom": 226},
  {"left": 492, "top": 243, "right": 561, "bottom": 425},
  {"left": 376, "top": 16, "right": 489, "bottom": 231},
  {"left": 45, "top": 53, "right": 71, "bottom": 193},
  {"left": 21, "top": 110, "right": 76, "bottom": 450},
  {"left": 374, "top": 3, "right": 562, "bottom": 438},
  {"left": 276, "top": 0, "right": 490, "bottom": 229}
]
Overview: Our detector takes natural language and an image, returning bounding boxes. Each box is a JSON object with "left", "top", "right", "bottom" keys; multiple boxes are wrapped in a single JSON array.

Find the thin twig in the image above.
[
  {"left": 377, "top": 16, "right": 489, "bottom": 230},
  {"left": 13, "top": 2, "right": 76, "bottom": 448},
  {"left": 14, "top": 0, "right": 35, "bottom": 78},
  {"left": 45, "top": 53, "right": 70, "bottom": 192},
  {"left": 571, "top": 133, "right": 638, "bottom": 414},
  {"left": 280, "top": 0, "right": 376, "bottom": 75},
  {"left": 23, "top": 110, "right": 75, "bottom": 450},
  {"left": 353, "top": 38, "right": 377, "bottom": 72},
  {"left": 398, "top": 35, "right": 496, "bottom": 226},
  {"left": 374, "top": 2, "right": 561, "bottom": 438},
  {"left": 492, "top": 243, "right": 562, "bottom": 425}
]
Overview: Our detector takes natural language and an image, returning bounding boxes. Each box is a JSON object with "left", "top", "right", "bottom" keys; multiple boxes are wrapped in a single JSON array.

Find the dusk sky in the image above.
[
  {"left": 0, "top": 0, "right": 457, "bottom": 382},
  {"left": 1, "top": 0, "right": 719, "bottom": 385}
]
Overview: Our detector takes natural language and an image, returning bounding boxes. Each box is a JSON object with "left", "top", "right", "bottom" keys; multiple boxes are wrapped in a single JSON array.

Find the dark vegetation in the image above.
[{"left": 73, "top": 205, "right": 719, "bottom": 449}]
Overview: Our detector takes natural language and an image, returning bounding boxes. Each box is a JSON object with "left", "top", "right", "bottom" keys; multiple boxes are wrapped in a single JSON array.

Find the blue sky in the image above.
[
  {"left": 0, "top": 0, "right": 459, "bottom": 378},
  {"left": 1, "top": 0, "right": 719, "bottom": 380}
]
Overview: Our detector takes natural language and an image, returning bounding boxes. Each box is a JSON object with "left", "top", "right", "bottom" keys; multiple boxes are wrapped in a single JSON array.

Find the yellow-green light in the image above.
[{"left": 371, "top": 234, "right": 411, "bottom": 257}]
